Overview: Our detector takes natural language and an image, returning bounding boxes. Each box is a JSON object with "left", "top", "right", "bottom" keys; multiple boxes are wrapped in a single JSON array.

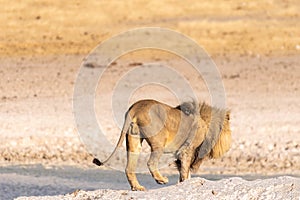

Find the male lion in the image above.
[{"left": 93, "top": 99, "right": 231, "bottom": 191}]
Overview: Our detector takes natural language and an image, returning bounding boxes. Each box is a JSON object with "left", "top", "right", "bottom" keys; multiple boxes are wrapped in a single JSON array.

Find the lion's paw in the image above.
[
  {"left": 156, "top": 176, "right": 169, "bottom": 184},
  {"left": 131, "top": 185, "right": 146, "bottom": 191}
]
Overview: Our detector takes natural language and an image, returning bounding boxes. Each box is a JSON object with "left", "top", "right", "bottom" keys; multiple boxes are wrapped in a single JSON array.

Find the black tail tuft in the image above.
[{"left": 93, "top": 158, "right": 103, "bottom": 166}]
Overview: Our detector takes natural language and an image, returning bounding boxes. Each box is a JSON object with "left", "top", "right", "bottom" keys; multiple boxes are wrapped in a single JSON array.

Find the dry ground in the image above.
[{"left": 0, "top": 1, "right": 300, "bottom": 199}]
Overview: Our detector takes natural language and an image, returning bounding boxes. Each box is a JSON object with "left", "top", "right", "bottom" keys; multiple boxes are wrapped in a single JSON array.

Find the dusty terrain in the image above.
[
  {"left": 0, "top": 0, "right": 299, "bottom": 199},
  {"left": 15, "top": 176, "right": 300, "bottom": 200}
]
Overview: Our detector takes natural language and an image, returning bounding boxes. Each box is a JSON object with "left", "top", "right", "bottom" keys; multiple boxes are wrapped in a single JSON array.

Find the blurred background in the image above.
[
  {"left": 0, "top": 0, "right": 299, "bottom": 182},
  {"left": 1, "top": 0, "right": 299, "bottom": 199}
]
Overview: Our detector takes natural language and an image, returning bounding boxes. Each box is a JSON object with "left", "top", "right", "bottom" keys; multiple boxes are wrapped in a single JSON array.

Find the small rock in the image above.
[
  {"left": 128, "top": 62, "right": 143, "bottom": 66},
  {"left": 268, "top": 144, "right": 274, "bottom": 151}
]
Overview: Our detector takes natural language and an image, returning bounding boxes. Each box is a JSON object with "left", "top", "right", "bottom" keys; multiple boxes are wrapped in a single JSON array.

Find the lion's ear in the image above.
[{"left": 226, "top": 110, "right": 230, "bottom": 121}]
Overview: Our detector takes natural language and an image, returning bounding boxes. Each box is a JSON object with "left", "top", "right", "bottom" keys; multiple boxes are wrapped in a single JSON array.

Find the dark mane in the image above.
[
  {"left": 193, "top": 102, "right": 231, "bottom": 161},
  {"left": 176, "top": 101, "right": 198, "bottom": 116}
]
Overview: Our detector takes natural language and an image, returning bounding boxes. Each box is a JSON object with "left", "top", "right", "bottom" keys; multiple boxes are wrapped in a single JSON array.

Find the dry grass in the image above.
[{"left": 1, "top": 0, "right": 299, "bottom": 56}]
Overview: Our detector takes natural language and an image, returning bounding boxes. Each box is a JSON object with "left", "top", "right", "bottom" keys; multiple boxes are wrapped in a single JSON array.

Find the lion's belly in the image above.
[{"left": 164, "top": 128, "right": 189, "bottom": 153}]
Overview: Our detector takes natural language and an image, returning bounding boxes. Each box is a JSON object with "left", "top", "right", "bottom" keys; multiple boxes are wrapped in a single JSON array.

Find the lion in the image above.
[{"left": 93, "top": 99, "right": 231, "bottom": 191}]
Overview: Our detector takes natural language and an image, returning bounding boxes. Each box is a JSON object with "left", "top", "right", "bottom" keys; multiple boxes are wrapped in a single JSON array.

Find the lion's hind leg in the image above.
[
  {"left": 147, "top": 148, "right": 169, "bottom": 184},
  {"left": 125, "top": 133, "right": 145, "bottom": 191}
]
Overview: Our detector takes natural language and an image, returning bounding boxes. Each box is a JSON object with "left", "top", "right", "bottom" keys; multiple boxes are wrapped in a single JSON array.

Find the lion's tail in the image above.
[{"left": 93, "top": 112, "right": 133, "bottom": 166}]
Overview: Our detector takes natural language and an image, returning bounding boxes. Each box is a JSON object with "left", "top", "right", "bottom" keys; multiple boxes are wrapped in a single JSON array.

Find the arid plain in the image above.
[{"left": 0, "top": 1, "right": 299, "bottom": 199}]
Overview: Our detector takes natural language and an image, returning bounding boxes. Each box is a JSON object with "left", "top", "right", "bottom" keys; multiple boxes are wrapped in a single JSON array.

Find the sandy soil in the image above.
[
  {"left": 1, "top": 54, "right": 299, "bottom": 174},
  {"left": 16, "top": 176, "right": 300, "bottom": 200},
  {"left": 1, "top": 0, "right": 300, "bottom": 199}
]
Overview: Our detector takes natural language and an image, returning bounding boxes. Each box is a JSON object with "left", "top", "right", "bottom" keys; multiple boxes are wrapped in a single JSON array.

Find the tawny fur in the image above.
[
  {"left": 93, "top": 99, "right": 231, "bottom": 191},
  {"left": 198, "top": 102, "right": 231, "bottom": 159}
]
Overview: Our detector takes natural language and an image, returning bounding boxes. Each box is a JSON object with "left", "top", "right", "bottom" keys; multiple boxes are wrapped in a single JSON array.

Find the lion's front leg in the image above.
[
  {"left": 178, "top": 146, "right": 194, "bottom": 182},
  {"left": 190, "top": 157, "right": 204, "bottom": 172}
]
